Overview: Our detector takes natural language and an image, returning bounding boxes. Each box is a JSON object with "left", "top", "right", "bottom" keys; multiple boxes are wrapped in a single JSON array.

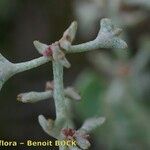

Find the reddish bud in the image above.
[
  {"left": 62, "top": 128, "right": 76, "bottom": 139},
  {"left": 42, "top": 46, "right": 53, "bottom": 57}
]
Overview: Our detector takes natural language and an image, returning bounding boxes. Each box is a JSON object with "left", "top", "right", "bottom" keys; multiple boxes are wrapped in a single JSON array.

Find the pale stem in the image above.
[
  {"left": 14, "top": 56, "right": 50, "bottom": 73},
  {"left": 68, "top": 34, "right": 127, "bottom": 53},
  {"left": 52, "top": 60, "right": 67, "bottom": 122}
]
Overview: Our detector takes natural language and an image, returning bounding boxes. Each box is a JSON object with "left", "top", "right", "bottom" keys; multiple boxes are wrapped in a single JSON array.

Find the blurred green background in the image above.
[{"left": 0, "top": 0, "right": 150, "bottom": 150}]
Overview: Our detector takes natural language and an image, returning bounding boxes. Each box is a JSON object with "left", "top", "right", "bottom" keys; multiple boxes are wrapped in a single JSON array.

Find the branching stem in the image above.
[{"left": 14, "top": 56, "right": 50, "bottom": 73}]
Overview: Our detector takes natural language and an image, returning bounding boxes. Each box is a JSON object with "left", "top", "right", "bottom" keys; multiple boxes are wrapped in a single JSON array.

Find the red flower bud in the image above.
[
  {"left": 62, "top": 128, "right": 76, "bottom": 139},
  {"left": 43, "top": 46, "right": 53, "bottom": 57}
]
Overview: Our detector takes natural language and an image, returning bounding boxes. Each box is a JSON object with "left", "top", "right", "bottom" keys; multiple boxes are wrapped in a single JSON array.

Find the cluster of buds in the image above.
[
  {"left": 60, "top": 116, "right": 105, "bottom": 150},
  {"left": 61, "top": 128, "right": 90, "bottom": 150},
  {"left": 33, "top": 21, "right": 77, "bottom": 69},
  {"left": 37, "top": 116, "right": 105, "bottom": 150}
]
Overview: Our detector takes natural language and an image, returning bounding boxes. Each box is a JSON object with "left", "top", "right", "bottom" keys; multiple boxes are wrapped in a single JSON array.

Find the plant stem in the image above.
[
  {"left": 14, "top": 56, "right": 50, "bottom": 73},
  {"left": 52, "top": 60, "right": 67, "bottom": 122}
]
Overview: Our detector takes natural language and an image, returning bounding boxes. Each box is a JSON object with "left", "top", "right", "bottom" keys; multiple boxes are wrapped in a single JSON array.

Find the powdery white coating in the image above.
[
  {"left": 17, "top": 91, "right": 53, "bottom": 103},
  {"left": 0, "top": 53, "right": 15, "bottom": 91},
  {"left": 17, "top": 87, "right": 81, "bottom": 103},
  {"left": 68, "top": 18, "right": 127, "bottom": 53},
  {"left": 0, "top": 18, "right": 127, "bottom": 150},
  {"left": 52, "top": 61, "right": 67, "bottom": 122},
  {"left": 80, "top": 117, "right": 106, "bottom": 133},
  {"left": 0, "top": 18, "right": 127, "bottom": 92}
]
